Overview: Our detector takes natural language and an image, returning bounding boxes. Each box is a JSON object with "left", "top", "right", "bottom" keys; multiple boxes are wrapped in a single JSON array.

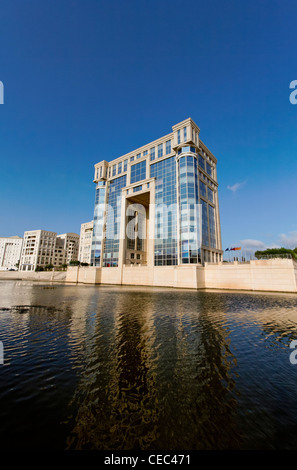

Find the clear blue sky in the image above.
[{"left": 1, "top": 0, "right": 297, "bottom": 254}]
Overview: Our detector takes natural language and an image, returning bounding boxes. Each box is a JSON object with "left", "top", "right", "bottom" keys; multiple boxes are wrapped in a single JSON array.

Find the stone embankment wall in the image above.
[
  {"left": 65, "top": 258, "right": 297, "bottom": 293},
  {"left": 0, "top": 270, "right": 67, "bottom": 282},
  {"left": 1, "top": 259, "right": 296, "bottom": 293}
]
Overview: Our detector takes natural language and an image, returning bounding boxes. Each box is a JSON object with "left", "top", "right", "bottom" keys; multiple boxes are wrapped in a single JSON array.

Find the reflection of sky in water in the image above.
[{"left": 1, "top": 281, "right": 297, "bottom": 450}]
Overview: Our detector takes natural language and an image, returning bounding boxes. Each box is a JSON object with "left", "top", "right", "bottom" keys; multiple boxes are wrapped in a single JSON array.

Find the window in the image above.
[
  {"left": 133, "top": 185, "right": 142, "bottom": 193},
  {"left": 199, "top": 180, "right": 207, "bottom": 198},
  {"left": 112, "top": 165, "right": 116, "bottom": 177},
  {"left": 177, "top": 129, "right": 181, "bottom": 144},
  {"left": 206, "top": 162, "right": 212, "bottom": 178},
  {"left": 124, "top": 159, "right": 128, "bottom": 172},
  {"left": 208, "top": 187, "right": 214, "bottom": 203},
  {"left": 183, "top": 127, "right": 187, "bottom": 141},
  {"left": 143, "top": 150, "right": 148, "bottom": 156},
  {"left": 198, "top": 155, "right": 205, "bottom": 171},
  {"left": 130, "top": 160, "right": 146, "bottom": 184},
  {"left": 137, "top": 153, "right": 141, "bottom": 159},
  {"left": 131, "top": 253, "right": 134, "bottom": 259},
  {"left": 137, "top": 254, "right": 140, "bottom": 260},
  {"left": 130, "top": 156, "right": 134, "bottom": 161},
  {"left": 166, "top": 140, "right": 171, "bottom": 154},
  {"left": 158, "top": 143, "right": 163, "bottom": 158},
  {"left": 118, "top": 162, "right": 122, "bottom": 174},
  {"left": 150, "top": 147, "right": 155, "bottom": 161}
]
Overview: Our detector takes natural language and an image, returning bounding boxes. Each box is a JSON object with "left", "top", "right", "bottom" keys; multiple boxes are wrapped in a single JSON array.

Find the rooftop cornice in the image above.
[{"left": 172, "top": 117, "right": 200, "bottom": 133}]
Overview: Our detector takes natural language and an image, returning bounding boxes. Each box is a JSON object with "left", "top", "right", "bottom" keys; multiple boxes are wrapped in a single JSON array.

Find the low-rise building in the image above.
[
  {"left": 0, "top": 236, "right": 23, "bottom": 270},
  {"left": 19, "top": 230, "right": 80, "bottom": 271},
  {"left": 78, "top": 221, "right": 93, "bottom": 264},
  {"left": 19, "top": 230, "right": 57, "bottom": 271},
  {"left": 57, "top": 233, "right": 80, "bottom": 264}
]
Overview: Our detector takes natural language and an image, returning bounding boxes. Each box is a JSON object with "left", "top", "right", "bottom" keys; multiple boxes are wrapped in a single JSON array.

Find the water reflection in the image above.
[
  {"left": 1, "top": 281, "right": 297, "bottom": 450},
  {"left": 66, "top": 290, "right": 242, "bottom": 449}
]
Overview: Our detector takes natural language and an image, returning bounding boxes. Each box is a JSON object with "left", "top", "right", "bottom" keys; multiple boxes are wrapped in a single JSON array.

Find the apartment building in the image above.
[
  {"left": 78, "top": 221, "right": 93, "bottom": 264},
  {"left": 0, "top": 236, "right": 23, "bottom": 270},
  {"left": 19, "top": 230, "right": 80, "bottom": 271},
  {"left": 57, "top": 233, "right": 80, "bottom": 264},
  {"left": 19, "top": 230, "right": 57, "bottom": 271}
]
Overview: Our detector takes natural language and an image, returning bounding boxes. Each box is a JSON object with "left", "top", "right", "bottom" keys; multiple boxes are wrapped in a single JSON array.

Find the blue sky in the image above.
[{"left": 0, "top": 0, "right": 297, "bottom": 255}]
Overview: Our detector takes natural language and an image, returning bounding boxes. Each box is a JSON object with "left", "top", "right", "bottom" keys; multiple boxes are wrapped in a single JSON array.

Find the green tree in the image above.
[{"left": 255, "top": 247, "right": 297, "bottom": 260}]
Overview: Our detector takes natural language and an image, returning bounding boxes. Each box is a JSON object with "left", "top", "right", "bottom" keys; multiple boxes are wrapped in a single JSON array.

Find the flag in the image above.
[
  {"left": 234, "top": 247, "right": 241, "bottom": 251},
  {"left": 225, "top": 248, "right": 229, "bottom": 251}
]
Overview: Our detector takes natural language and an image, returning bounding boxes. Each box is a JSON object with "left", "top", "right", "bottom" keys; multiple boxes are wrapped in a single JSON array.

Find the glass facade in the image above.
[
  {"left": 208, "top": 187, "right": 214, "bottom": 203},
  {"left": 178, "top": 155, "right": 201, "bottom": 263},
  {"left": 150, "top": 157, "right": 178, "bottom": 265},
  {"left": 133, "top": 185, "right": 142, "bottom": 192},
  {"left": 150, "top": 147, "right": 155, "bottom": 161},
  {"left": 208, "top": 205, "right": 216, "bottom": 248},
  {"left": 201, "top": 199, "right": 209, "bottom": 247},
  {"left": 206, "top": 162, "right": 212, "bottom": 178},
  {"left": 198, "top": 154, "right": 205, "bottom": 170},
  {"left": 199, "top": 180, "right": 207, "bottom": 199},
  {"left": 130, "top": 160, "right": 146, "bottom": 184},
  {"left": 103, "top": 175, "right": 127, "bottom": 267},
  {"left": 91, "top": 182, "right": 106, "bottom": 266},
  {"left": 166, "top": 140, "right": 171, "bottom": 154},
  {"left": 158, "top": 143, "right": 163, "bottom": 158}
]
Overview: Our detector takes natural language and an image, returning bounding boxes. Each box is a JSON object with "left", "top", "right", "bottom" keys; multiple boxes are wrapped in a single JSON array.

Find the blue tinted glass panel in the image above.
[
  {"left": 178, "top": 155, "right": 200, "bottom": 264},
  {"left": 166, "top": 140, "right": 171, "bottom": 154},
  {"left": 150, "top": 157, "right": 177, "bottom": 266},
  {"left": 103, "top": 175, "right": 127, "bottom": 267},
  {"left": 209, "top": 205, "right": 216, "bottom": 248},
  {"left": 158, "top": 143, "right": 163, "bottom": 158},
  {"left": 199, "top": 180, "right": 207, "bottom": 198},
  {"left": 91, "top": 186, "right": 106, "bottom": 266},
  {"left": 130, "top": 160, "right": 146, "bottom": 184},
  {"left": 206, "top": 162, "right": 212, "bottom": 177},
  {"left": 198, "top": 155, "right": 205, "bottom": 170}
]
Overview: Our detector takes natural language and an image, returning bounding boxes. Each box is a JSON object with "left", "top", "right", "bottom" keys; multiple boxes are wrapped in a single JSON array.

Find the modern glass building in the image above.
[{"left": 91, "top": 118, "right": 222, "bottom": 269}]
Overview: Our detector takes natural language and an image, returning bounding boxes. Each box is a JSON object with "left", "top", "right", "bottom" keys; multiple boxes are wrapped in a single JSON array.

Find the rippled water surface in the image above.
[{"left": 1, "top": 280, "right": 297, "bottom": 450}]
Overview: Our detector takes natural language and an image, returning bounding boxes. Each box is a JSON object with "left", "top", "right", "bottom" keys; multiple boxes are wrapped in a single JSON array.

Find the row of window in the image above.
[
  {"left": 107, "top": 152, "right": 215, "bottom": 184},
  {"left": 107, "top": 141, "right": 173, "bottom": 179}
]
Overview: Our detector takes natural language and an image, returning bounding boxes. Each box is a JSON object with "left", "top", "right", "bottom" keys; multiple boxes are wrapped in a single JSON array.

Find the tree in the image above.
[
  {"left": 255, "top": 247, "right": 297, "bottom": 260},
  {"left": 44, "top": 264, "right": 54, "bottom": 271},
  {"left": 69, "top": 260, "right": 80, "bottom": 266}
]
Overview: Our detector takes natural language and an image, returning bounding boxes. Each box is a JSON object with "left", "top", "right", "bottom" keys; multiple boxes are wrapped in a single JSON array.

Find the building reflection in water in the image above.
[
  {"left": 2, "top": 282, "right": 297, "bottom": 450},
  {"left": 66, "top": 287, "right": 242, "bottom": 450}
]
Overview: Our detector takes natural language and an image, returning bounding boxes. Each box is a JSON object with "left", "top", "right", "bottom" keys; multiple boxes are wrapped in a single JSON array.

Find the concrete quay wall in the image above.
[
  {"left": 0, "top": 270, "right": 67, "bottom": 282},
  {"left": 66, "top": 258, "right": 297, "bottom": 293}
]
